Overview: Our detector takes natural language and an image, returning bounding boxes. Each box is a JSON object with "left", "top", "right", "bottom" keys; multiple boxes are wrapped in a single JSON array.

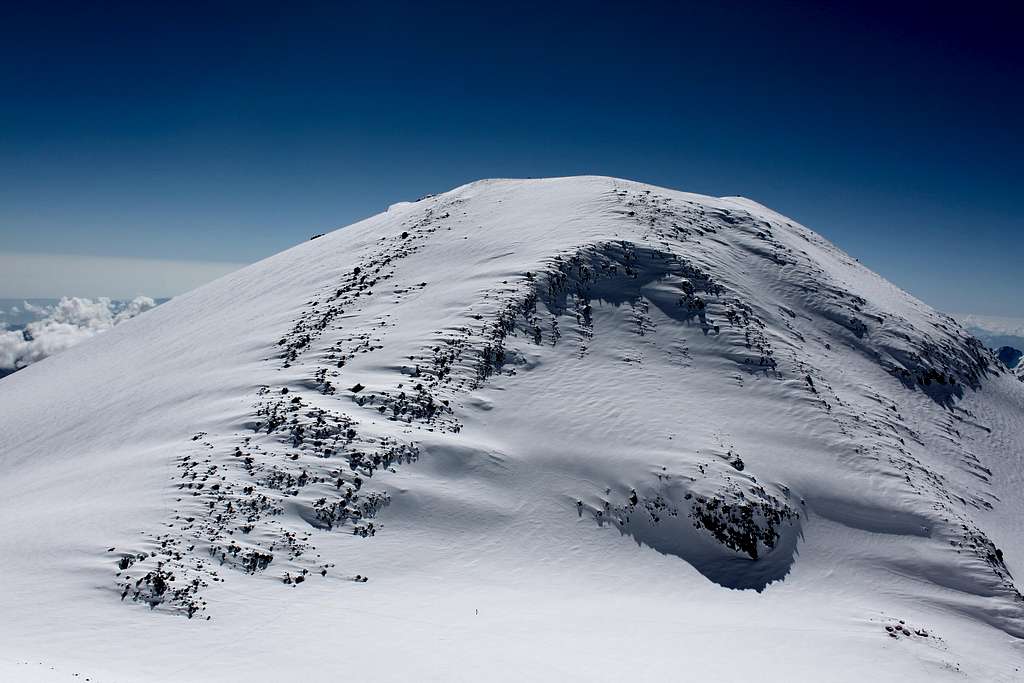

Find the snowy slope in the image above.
[{"left": 1, "top": 177, "right": 1023, "bottom": 681}]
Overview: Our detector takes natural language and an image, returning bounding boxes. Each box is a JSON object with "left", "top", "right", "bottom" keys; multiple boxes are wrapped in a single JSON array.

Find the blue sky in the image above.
[{"left": 1, "top": 1, "right": 1021, "bottom": 313}]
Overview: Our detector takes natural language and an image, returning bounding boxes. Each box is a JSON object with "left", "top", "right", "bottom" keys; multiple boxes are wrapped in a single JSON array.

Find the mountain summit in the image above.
[{"left": 2, "top": 177, "right": 1022, "bottom": 681}]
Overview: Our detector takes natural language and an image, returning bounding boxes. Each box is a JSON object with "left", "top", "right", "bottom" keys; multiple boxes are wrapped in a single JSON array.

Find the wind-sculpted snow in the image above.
[
  {"left": 2, "top": 177, "right": 1023, "bottom": 680},
  {"left": 108, "top": 183, "right": 1020, "bottom": 624}
]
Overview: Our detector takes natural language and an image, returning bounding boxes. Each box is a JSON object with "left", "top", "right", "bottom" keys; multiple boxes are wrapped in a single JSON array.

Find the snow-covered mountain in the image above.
[
  {"left": 997, "top": 346, "right": 1023, "bottom": 371},
  {"left": 2, "top": 177, "right": 1023, "bottom": 681}
]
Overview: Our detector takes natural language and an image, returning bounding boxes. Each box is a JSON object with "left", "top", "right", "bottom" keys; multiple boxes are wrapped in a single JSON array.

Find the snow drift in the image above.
[{"left": 1, "top": 177, "right": 1023, "bottom": 681}]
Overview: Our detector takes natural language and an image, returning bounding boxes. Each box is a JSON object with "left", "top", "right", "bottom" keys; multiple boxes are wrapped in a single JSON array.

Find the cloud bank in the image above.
[
  {"left": 954, "top": 313, "right": 1024, "bottom": 356},
  {"left": 0, "top": 296, "right": 157, "bottom": 373},
  {"left": 956, "top": 313, "right": 1024, "bottom": 338}
]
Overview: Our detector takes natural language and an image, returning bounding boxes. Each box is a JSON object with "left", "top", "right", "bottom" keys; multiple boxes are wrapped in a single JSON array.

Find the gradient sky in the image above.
[{"left": 1, "top": 1, "right": 1021, "bottom": 312}]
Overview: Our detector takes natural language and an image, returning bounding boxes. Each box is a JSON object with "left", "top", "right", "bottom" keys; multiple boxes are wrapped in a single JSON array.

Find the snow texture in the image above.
[{"left": 1, "top": 177, "right": 1023, "bottom": 681}]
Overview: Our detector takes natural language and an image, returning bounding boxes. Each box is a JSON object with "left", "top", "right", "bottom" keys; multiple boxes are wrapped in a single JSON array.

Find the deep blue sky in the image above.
[{"left": 1, "top": 1, "right": 1021, "bottom": 313}]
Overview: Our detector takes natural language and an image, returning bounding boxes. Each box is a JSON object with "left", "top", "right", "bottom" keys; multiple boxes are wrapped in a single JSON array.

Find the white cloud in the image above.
[
  {"left": 0, "top": 296, "right": 157, "bottom": 372},
  {"left": 955, "top": 313, "right": 1024, "bottom": 338}
]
